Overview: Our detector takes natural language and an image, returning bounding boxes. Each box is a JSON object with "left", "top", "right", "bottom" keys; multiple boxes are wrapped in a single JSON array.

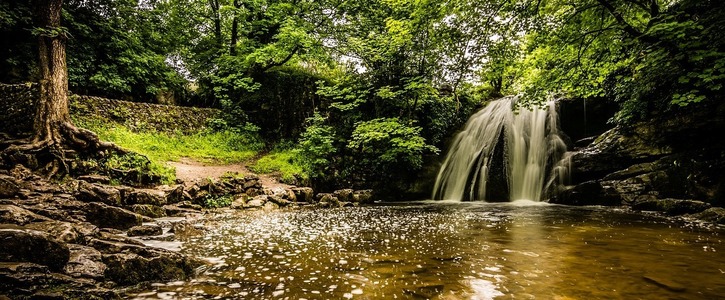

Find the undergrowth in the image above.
[
  {"left": 250, "top": 149, "right": 309, "bottom": 185},
  {"left": 74, "top": 117, "right": 264, "bottom": 184}
]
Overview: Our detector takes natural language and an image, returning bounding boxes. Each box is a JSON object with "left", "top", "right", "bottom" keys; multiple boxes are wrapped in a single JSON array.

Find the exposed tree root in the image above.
[{"left": 1, "top": 122, "right": 127, "bottom": 178}]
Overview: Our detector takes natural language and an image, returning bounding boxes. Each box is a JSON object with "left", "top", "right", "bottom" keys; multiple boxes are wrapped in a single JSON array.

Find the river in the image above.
[{"left": 129, "top": 201, "right": 725, "bottom": 299}]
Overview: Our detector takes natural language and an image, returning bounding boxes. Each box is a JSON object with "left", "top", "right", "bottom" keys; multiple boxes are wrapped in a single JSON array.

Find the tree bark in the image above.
[
  {"left": 209, "top": 0, "right": 222, "bottom": 49},
  {"left": 34, "top": 0, "right": 70, "bottom": 144},
  {"left": 230, "top": 0, "right": 241, "bottom": 56}
]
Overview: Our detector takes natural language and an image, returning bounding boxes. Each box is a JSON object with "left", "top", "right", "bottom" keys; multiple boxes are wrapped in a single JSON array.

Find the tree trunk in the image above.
[
  {"left": 230, "top": 0, "right": 240, "bottom": 56},
  {"left": 209, "top": 0, "right": 222, "bottom": 49},
  {"left": 34, "top": 0, "right": 69, "bottom": 143}
]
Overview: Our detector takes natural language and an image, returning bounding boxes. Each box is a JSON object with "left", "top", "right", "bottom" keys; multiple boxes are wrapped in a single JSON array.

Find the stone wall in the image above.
[
  {"left": 0, "top": 83, "right": 39, "bottom": 136},
  {"left": 0, "top": 83, "right": 219, "bottom": 135}
]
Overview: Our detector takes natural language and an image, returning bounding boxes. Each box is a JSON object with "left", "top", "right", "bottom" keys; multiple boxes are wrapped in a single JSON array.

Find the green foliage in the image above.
[
  {"left": 296, "top": 113, "right": 337, "bottom": 179},
  {"left": 251, "top": 150, "right": 308, "bottom": 185},
  {"left": 348, "top": 118, "right": 438, "bottom": 172},
  {"left": 76, "top": 118, "right": 263, "bottom": 164},
  {"left": 102, "top": 152, "right": 176, "bottom": 185},
  {"left": 201, "top": 194, "right": 234, "bottom": 208}
]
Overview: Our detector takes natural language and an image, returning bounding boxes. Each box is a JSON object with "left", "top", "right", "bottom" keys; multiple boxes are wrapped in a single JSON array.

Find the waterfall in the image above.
[{"left": 432, "top": 96, "right": 569, "bottom": 202}]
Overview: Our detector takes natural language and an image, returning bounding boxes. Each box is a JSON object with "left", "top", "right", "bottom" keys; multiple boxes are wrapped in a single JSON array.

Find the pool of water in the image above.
[{"left": 129, "top": 201, "right": 725, "bottom": 299}]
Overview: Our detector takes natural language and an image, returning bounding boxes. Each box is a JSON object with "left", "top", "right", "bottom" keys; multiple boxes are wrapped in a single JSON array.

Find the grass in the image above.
[
  {"left": 74, "top": 117, "right": 264, "bottom": 184},
  {"left": 250, "top": 149, "right": 309, "bottom": 184},
  {"left": 78, "top": 118, "right": 263, "bottom": 164}
]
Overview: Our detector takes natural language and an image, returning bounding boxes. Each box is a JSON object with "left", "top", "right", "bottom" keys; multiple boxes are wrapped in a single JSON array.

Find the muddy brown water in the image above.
[{"left": 129, "top": 201, "right": 725, "bottom": 299}]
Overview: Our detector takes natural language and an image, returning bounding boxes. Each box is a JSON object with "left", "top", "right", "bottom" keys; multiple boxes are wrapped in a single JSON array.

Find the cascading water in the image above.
[{"left": 432, "top": 96, "right": 569, "bottom": 202}]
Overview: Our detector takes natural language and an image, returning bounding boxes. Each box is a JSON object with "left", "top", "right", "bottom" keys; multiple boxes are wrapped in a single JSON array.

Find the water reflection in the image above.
[{"left": 129, "top": 202, "right": 725, "bottom": 299}]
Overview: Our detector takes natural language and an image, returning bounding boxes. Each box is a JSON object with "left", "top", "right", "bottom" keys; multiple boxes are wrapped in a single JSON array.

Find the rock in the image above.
[
  {"left": 334, "top": 189, "right": 354, "bottom": 202},
  {"left": 159, "top": 185, "right": 184, "bottom": 204},
  {"left": 169, "top": 221, "right": 203, "bottom": 236},
  {"left": 74, "top": 181, "right": 122, "bottom": 206},
  {"left": 102, "top": 250, "right": 198, "bottom": 285},
  {"left": 0, "top": 228, "right": 70, "bottom": 271},
  {"left": 77, "top": 174, "right": 111, "bottom": 184},
  {"left": 291, "top": 187, "right": 314, "bottom": 203},
  {"left": 24, "top": 220, "right": 91, "bottom": 244},
  {"left": 129, "top": 204, "right": 167, "bottom": 218},
  {"left": 633, "top": 199, "right": 711, "bottom": 215},
  {"left": 340, "top": 201, "right": 355, "bottom": 207},
  {"left": 353, "top": 190, "right": 374, "bottom": 204},
  {"left": 85, "top": 202, "right": 144, "bottom": 230},
  {"left": 0, "top": 262, "right": 114, "bottom": 299},
  {"left": 127, "top": 224, "right": 163, "bottom": 237},
  {"left": 125, "top": 190, "right": 166, "bottom": 206},
  {"left": 163, "top": 204, "right": 201, "bottom": 217},
  {"left": 244, "top": 195, "right": 266, "bottom": 209},
  {"left": 550, "top": 181, "right": 622, "bottom": 206},
  {"left": 230, "top": 195, "right": 249, "bottom": 209},
  {"left": 0, "top": 176, "right": 19, "bottom": 198},
  {"left": 245, "top": 188, "right": 261, "bottom": 197},
  {"left": 0, "top": 205, "right": 51, "bottom": 225},
  {"left": 691, "top": 207, "right": 725, "bottom": 224},
  {"left": 317, "top": 193, "right": 339, "bottom": 206},
  {"left": 64, "top": 244, "right": 106, "bottom": 279},
  {"left": 263, "top": 201, "right": 279, "bottom": 211},
  {"left": 267, "top": 195, "right": 292, "bottom": 207}
]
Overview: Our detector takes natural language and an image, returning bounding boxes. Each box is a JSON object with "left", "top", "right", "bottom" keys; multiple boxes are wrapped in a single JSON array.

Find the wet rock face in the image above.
[
  {"left": 64, "top": 244, "right": 106, "bottom": 279},
  {"left": 102, "top": 251, "right": 197, "bottom": 286},
  {"left": 0, "top": 228, "right": 70, "bottom": 271},
  {"left": 127, "top": 224, "right": 163, "bottom": 237},
  {"left": 558, "top": 100, "right": 725, "bottom": 221},
  {"left": 75, "top": 181, "right": 122, "bottom": 206},
  {"left": 633, "top": 199, "right": 711, "bottom": 215},
  {"left": 85, "top": 202, "right": 144, "bottom": 230}
]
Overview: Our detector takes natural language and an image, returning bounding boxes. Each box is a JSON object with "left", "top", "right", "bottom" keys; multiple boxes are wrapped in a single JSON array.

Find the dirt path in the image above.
[{"left": 167, "top": 158, "right": 293, "bottom": 189}]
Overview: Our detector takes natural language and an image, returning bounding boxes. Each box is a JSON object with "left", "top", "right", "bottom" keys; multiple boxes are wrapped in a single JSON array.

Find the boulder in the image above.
[
  {"left": 127, "top": 224, "right": 163, "bottom": 237},
  {"left": 291, "top": 187, "right": 314, "bottom": 203},
  {"left": 102, "top": 251, "right": 198, "bottom": 285},
  {"left": 0, "top": 228, "right": 70, "bottom": 271},
  {"left": 333, "top": 189, "right": 354, "bottom": 202},
  {"left": 230, "top": 195, "right": 250, "bottom": 209},
  {"left": 159, "top": 185, "right": 184, "bottom": 204},
  {"left": 129, "top": 204, "right": 167, "bottom": 218},
  {"left": 692, "top": 207, "right": 725, "bottom": 224},
  {"left": 84, "top": 202, "right": 144, "bottom": 230},
  {"left": 74, "top": 181, "right": 122, "bottom": 206},
  {"left": 0, "top": 176, "right": 19, "bottom": 198},
  {"left": 267, "top": 195, "right": 292, "bottom": 207},
  {"left": 244, "top": 196, "right": 266, "bottom": 209},
  {"left": 317, "top": 193, "right": 339, "bottom": 206},
  {"left": 125, "top": 190, "right": 166, "bottom": 206},
  {"left": 353, "top": 190, "right": 374, "bottom": 204},
  {"left": 24, "top": 220, "right": 94, "bottom": 244},
  {"left": 632, "top": 199, "right": 711, "bottom": 215},
  {"left": 550, "top": 181, "right": 622, "bottom": 206},
  {"left": 0, "top": 205, "right": 51, "bottom": 225},
  {"left": 169, "top": 221, "right": 204, "bottom": 236},
  {"left": 64, "top": 244, "right": 106, "bottom": 279}
]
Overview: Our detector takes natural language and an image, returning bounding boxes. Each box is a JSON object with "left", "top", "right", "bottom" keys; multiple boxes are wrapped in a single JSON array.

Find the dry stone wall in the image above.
[{"left": 0, "top": 83, "right": 220, "bottom": 135}]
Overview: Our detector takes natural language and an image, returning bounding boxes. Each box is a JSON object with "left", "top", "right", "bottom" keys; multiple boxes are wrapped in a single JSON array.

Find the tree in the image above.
[{"left": 2, "top": 0, "right": 122, "bottom": 176}]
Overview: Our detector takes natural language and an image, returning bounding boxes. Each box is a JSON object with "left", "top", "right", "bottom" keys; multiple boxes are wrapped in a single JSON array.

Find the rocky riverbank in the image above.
[
  {"left": 552, "top": 99, "right": 725, "bottom": 224},
  {"left": 0, "top": 164, "right": 372, "bottom": 299}
]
